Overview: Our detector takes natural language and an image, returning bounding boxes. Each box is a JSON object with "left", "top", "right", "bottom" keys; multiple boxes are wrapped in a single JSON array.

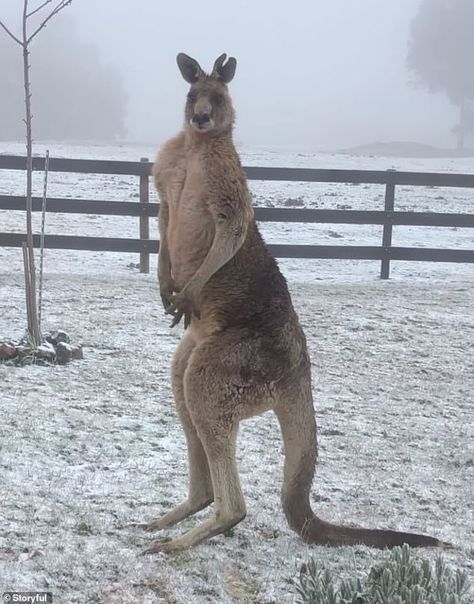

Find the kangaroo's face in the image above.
[
  {"left": 177, "top": 53, "right": 237, "bottom": 135},
  {"left": 185, "top": 80, "right": 233, "bottom": 133}
]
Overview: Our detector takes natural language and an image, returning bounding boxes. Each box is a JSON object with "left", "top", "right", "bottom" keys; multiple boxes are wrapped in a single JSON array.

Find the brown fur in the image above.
[{"left": 142, "top": 53, "right": 445, "bottom": 552}]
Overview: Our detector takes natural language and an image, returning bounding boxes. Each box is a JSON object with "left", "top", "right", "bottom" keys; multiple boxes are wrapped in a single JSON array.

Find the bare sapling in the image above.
[{"left": 0, "top": 1, "right": 83, "bottom": 366}]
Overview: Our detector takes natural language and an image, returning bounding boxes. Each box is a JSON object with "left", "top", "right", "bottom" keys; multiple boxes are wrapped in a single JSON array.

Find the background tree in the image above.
[{"left": 407, "top": 0, "right": 474, "bottom": 150}]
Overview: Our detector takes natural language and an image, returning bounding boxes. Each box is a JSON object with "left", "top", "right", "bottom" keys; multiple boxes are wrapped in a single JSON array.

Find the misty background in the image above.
[{"left": 0, "top": 0, "right": 472, "bottom": 150}]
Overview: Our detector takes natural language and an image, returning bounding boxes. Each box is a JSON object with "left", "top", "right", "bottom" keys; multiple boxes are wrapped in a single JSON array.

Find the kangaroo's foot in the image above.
[
  {"left": 142, "top": 510, "right": 246, "bottom": 554},
  {"left": 138, "top": 497, "right": 214, "bottom": 532}
]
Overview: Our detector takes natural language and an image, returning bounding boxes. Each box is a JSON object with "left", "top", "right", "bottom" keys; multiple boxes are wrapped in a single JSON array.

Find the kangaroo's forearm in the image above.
[
  {"left": 187, "top": 223, "right": 246, "bottom": 293},
  {"left": 158, "top": 201, "right": 171, "bottom": 282},
  {"left": 158, "top": 240, "right": 172, "bottom": 282}
]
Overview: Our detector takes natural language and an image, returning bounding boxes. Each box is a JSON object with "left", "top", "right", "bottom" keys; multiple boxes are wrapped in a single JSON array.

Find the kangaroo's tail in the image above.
[{"left": 275, "top": 383, "right": 445, "bottom": 549}]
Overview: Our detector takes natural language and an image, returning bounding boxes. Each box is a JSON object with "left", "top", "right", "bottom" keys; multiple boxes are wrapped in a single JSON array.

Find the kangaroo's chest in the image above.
[{"left": 167, "top": 157, "right": 215, "bottom": 286}]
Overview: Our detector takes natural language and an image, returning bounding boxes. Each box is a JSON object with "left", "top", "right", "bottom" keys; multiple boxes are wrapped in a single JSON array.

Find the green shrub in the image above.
[{"left": 296, "top": 544, "right": 471, "bottom": 604}]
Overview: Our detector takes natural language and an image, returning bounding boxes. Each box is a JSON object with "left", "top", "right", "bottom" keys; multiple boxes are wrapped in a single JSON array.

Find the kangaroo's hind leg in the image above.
[
  {"left": 145, "top": 334, "right": 251, "bottom": 552},
  {"left": 142, "top": 332, "right": 214, "bottom": 531}
]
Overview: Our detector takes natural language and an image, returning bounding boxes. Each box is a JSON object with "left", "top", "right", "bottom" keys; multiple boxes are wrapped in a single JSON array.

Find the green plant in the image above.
[{"left": 296, "top": 545, "right": 471, "bottom": 604}]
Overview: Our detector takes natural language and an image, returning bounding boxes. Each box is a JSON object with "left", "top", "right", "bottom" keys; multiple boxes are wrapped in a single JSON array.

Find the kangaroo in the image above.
[{"left": 142, "top": 52, "right": 445, "bottom": 553}]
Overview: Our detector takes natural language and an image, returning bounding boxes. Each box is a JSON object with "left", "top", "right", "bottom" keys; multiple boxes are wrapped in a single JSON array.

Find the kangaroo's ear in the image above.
[
  {"left": 211, "top": 53, "right": 237, "bottom": 83},
  {"left": 177, "top": 53, "right": 202, "bottom": 83}
]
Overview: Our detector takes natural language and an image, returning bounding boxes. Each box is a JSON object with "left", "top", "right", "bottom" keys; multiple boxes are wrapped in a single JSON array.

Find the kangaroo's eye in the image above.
[
  {"left": 212, "top": 94, "right": 224, "bottom": 106},
  {"left": 187, "top": 92, "right": 197, "bottom": 103}
]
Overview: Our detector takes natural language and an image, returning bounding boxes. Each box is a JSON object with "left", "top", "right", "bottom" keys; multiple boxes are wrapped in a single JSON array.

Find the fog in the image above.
[{"left": 1, "top": 0, "right": 458, "bottom": 149}]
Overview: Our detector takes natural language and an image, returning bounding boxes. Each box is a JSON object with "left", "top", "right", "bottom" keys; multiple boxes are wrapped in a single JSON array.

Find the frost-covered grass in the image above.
[
  {"left": 0, "top": 144, "right": 473, "bottom": 603},
  {"left": 1, "top": 266, "right": 473, "bottom": 603}
]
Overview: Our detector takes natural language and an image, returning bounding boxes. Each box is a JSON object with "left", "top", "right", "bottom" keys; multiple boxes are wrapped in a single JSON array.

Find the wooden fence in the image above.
[{"left": 0, "top": 154, "right": 473, "bottom": 279}]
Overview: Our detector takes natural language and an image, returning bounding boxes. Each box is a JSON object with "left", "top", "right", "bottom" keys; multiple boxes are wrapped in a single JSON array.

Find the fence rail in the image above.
[
  {"left": 1, "top": 154, "right": 473, "bottom": 278},
  {"left": 2, "top": 195, "right": 473, "bottom": 227},
  {"left": 3, "top": 154, "right": 474, "bottom": 187}
]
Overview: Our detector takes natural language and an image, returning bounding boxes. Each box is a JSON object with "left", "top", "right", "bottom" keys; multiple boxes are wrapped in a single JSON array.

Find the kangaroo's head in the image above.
[{"left": 177, "top": 53, "right": 237, "bottom": 135}]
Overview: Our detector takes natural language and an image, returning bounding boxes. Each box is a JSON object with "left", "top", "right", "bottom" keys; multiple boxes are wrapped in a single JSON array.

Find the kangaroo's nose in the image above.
[{"left": 192, "top": 112, "right": 210, "bottom": 126}]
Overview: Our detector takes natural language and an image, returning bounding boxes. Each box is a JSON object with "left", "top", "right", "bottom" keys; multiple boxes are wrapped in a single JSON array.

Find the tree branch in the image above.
[
  {"left": 0, "top": 19, "right": 23, "bottom": 45},
  {"left": 26, "top": 0, "right": 53, "bottom": 19},
  {"left": 27, "top": 0, "right": 72, "bottom": 44}
]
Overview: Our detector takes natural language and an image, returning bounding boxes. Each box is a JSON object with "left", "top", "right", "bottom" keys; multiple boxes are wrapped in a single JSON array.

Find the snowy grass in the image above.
[
  {"left": 0, "top": 143, "right": 473, "bottom": 602},
  {"left": 1, "top": 265, "right": 473, "bottom": 603}
]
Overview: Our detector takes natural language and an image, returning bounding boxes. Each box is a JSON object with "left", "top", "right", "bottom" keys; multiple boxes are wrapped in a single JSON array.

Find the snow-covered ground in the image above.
[{"left": 0, "top": 143, "right": 473, "bottom": 603}]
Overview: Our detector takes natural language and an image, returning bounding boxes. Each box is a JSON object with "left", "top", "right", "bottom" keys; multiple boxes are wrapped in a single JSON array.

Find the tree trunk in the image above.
[{"left": 22, "top": 0, "right": 41, "bottom": 345}]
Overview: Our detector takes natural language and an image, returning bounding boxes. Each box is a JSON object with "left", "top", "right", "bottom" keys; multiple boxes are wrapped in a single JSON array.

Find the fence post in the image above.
[
  {"left": 380, "top": 170, "right": 396, "bottom": 279},
  {"left": 139, "top": 157, "right": 150, "bottom": 274}
]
